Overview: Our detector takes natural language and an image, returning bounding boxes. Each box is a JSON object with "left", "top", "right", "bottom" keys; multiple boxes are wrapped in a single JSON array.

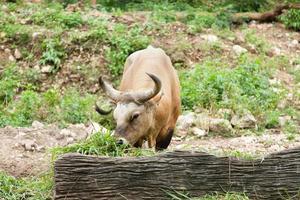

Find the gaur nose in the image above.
[{"left": 117, "top": 138, "right": 126, "bottom": 145}]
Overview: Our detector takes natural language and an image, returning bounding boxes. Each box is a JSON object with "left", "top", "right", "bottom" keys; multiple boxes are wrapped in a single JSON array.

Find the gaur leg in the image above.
[
  {"left": 133, "top": 139, "right": 144, "bottom": 148},
  {"left": 155, "top": 127, "right": 174, "bottom": 151}
]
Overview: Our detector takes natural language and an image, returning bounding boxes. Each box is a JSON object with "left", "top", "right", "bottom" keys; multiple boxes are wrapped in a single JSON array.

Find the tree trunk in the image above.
[
  {"left": 232, "top": 3, "right": 300, "bottom": 24},
  {"left": 55, "top": 148, "right": 300, "bottom": 199}
]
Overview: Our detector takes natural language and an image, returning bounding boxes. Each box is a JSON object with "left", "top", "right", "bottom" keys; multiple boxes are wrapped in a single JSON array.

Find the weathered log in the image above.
[
  {"left": 55, "top": 148, "right": 300, "bottom": 200},
  {"left": 232, "top": 3, "right": 300, "bottom": 24}
]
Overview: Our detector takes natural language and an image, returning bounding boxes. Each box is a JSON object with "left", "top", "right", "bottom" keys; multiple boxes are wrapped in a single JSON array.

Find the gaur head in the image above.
[{"left": 95, "top": 73, "right": 162, "bottom": 147}]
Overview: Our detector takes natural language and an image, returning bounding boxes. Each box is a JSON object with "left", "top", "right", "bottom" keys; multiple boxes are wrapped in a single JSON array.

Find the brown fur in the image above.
[{"left": 118, "top": 46, "right": 181, "bottom": 149}]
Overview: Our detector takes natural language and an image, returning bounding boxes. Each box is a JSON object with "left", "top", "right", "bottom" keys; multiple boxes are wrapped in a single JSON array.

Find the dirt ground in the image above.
[{"left": 0, "top": 22, "right": 299, "bottom": 178}]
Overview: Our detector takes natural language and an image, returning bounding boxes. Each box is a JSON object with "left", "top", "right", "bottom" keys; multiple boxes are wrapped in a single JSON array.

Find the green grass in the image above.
[
  {"left": 166, "top": 190, "right": 249, "bottom": 200},
  {"left": 0, "top": 171, "right": 52, "bottom": 200},
  {"left": 51, "top": 131, "right": 155, "bottom": 159},
  {"left": 180, "top": 56, "right": 281, "bottom": 116}
]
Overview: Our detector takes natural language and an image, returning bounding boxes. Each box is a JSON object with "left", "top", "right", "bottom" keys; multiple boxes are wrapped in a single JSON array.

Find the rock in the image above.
[
  {"left": 267, "top": 47, "right": 281, "bottom": 57},
  {"left": 278, "top": 116, "right": 291, "bottom": 127},
  {"left": 201, "top": 34, "right": 218, "bottom": 43},
  {"left": 231, "top": 112, "right": 257, "bottom": 129},
  {"left": 14, "top": 49, "right": 22, "bottom": 59},
  {"left": 4, "top": 48, "right": 11, "bottom": 54},
  {"left": 209, "top": 118, "right": 232, "bottom": 133},
  {"left": 217, "top": 108, "right": 233, "bottom": 120},
  {"left": 234, "top": 32, "right": 245, "bottom": 44},
  {"left": 232, "top": 45, "right": 247, "bottom": 55},
  {"left": 32, "top": 32, "right": 41, "bottom": 40},
  {"left": 194, "top": 113, "right": 210, "bottom": 131},
  {"left": 33, "top": 65, "right": 40, "bottom": 71},
  {"left": 190, "top": 127, "right": 207, "bottom": 137},
  {"left": 176, "top": 112, "right": 196, "bottom": 131},
  {"left": 32, "top": 120, "right": 44, "bottom": 129},
  {"left": 66, "top": 137, "right": 74, "bottom": 145},
  {"left": 21, "top": 139, "right": 37, "bottom": 151},
  {"left": 60, "top": 129, "right": 76, "bottom": 138},
  {"left": 288, "top": 39, "right": 299, "bottom": 48},
  {"left": 248, "top": 44, "right": 257, "bottom": 54},
  {"left": 41, "top": 65, "right": 52, "bottom": 73},
  {"left": 8, "top": 54, "right": 15, "bottom": 62}
]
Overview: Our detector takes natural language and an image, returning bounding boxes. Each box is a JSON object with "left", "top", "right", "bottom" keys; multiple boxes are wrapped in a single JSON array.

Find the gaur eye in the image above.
[{"left": 131, "top": 113, "right": 139, "bottom": 121}]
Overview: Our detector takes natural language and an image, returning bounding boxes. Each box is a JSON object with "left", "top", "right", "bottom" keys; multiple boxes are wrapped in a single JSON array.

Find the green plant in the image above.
[
  {"left": 226, "top": 0, "right": 268, "bottom": 12},
  {"left": 264, "top": 110, "right": 280, "bottom": 129},
  {"left": 0, "top": 171, "right": 52, "bottom": 200},
  {"left": 105, "top": 24, "right": 150, "bottom": 77},
  {"left": 40, "top": 38, "right": 65, "bottom": 72},
  {"left": 31, "top": 4, "right": 83, "bottom": 28},
  {"left": 0, "top": 65, "right": 21, "bottom": 105},
  {"left": 60, "top": 89, "right": 95, "bottom": 124},
  {"left": 0, "top": 23, "right": 31, "bottom": 45},
  {"left": 8, "top": 90, "right": 41, "bottom": 127},
  {"left": 51, "top": 131, "right": 155, "bottom": 158},
  {"left": 280, "top": 9, "right": 300, "bottom": 31},
  {"left": 180, "top": 57, "right": 280, "bottom": 117}
]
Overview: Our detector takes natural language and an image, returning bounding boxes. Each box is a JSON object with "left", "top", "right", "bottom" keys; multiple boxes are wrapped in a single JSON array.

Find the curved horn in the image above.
[
  {"left": 95, "top": 103, "right": 112, "bottom": 115},
  {"left": 132, "top": 73, "right": 162, "bottom": 103},
  {"left": 99, "top": 77, "right": 121, "bottom": 102}
]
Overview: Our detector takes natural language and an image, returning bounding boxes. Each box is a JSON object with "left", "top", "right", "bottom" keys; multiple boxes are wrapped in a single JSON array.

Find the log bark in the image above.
[
  {"left": 55, "top": 148, "right": 300, "bottom": 200},
  {"left": 232, "top": 3, "right": 300, "bottom": 24}
]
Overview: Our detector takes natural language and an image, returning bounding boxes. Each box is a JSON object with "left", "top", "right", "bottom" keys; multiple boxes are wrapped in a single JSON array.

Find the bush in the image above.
[
  {"left": 60, "top": 89, "right": 96, "bottom": 124},
  {"left": 32, "top": 4, "right": 83, "bottom": 28},
  {"left": 280, "top": 9, "right": 300, "bottom": 31},
  {"left": 105, "top": 25, "right": 150, "bottom": 77},
  {"left": 180, "top": 57, "right": 280, "bottom": 116},
  {"left": 0, "top": 65, "right": 21, "bottom": 105},
  {"left": 40, "top": 38, "right": 66, "bottom": 72},
  {"left": 226, "top": 0, "right": 268, "bottom": 12}
]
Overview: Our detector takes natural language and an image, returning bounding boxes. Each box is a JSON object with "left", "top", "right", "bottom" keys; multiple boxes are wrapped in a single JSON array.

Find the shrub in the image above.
[
  {"left": 226, "top": 0, "right": 269, "bottom": 12},
  {"left": 40, "top": 38, "right": 66, "bottom": 72},
  {"left": 280, "top": 9, "right": 300, "bottom": 31},
  {"left": 60, "top": 89, "right": 95, "bottom": 124},
  {"left": 180, "top": 57, "right": 280, "bottom": 116},
  {"left": 105, "top": 25, "right": 150, "bottom": 77},
  {"left": 32, "top": 5, "right": 83, "bottom": 28},
  {"left": 8, "top": 91, "right": 42, "bottom": 126},
  {"left": 0, "top": 65, "right": 21, "bottom": 105}
]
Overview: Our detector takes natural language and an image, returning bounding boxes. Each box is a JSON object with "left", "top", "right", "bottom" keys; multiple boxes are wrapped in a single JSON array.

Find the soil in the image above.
[{"left": 1, "top": 16, "right": 299, "bottom": 178}]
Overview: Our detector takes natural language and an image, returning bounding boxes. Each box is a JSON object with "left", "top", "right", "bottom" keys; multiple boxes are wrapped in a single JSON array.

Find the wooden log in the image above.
[
  {"left": 232, "top": 3, "right": 300, "bottom": 24},
  {"left": 55, "top": 148, "right": 300, "bottom": 199}
]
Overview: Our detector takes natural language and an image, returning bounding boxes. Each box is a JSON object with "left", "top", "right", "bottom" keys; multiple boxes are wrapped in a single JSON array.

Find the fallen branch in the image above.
[{"left": 232, "top": 3, "right": 300, "bottom": 24}]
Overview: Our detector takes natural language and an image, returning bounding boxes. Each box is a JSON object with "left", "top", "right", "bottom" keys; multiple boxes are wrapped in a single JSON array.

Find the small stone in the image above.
[
  {"left": 32, "top": 120, "right": 44, "bottom": 129},
  {"left": 8, "top": 54, "right": 15, "bottom": 62},
  {"left": 232, "top": 45, "right": 247, "bottom": 55},
  {"left": 4, "top": 48, "right": 11, "bottom": 54},
  {"left": 201, "top": 34, "right": 218, "bottom": 43},
  {"left": 21, "top": 139, "right": 37, "bottom": 151},
  {"left": 217, "top": 108, "right": 233, "bottom": 120},
  {"left": 66, "top": 137, "right": 74, "bottom": 144},
  {"left": 288, "top": 39, "right": 299, "bottom": 48},
  {"left": 209, "top": 118, "right": 232, "bottom": 133},
  {"left": 60, "top": 129, "right": 76, "bottom": 138},
  {"left": 231, "top": 112, "right": 257, "bottom": 129},
  {"left": 14, "top": 49, "right": 22, "bottom": 59},
  {"left": 41, "top": 65, "right": 52, "bottom": 73},
  {"left": 33, "top": 65, "right": 40, "bottom": 70},
  {"left": 194, "top": 113, "right": 210, "bottom": 131},
  {"left": 32, "top": 32, "right": 41, "bottom": 40},
  {"left": 279, "top": 116, "right": 291, "bottom": 127},
  {"left": 267, "top": 47, "right": 281, "bottom": 57},
  {"left": 191, "top": 127, "right": 207, "bottom": 137}
]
